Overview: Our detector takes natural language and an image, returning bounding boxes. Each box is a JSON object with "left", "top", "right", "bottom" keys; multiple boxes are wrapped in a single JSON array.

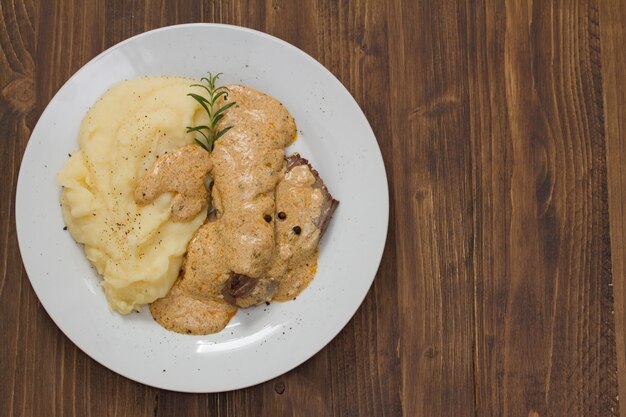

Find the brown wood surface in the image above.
[
  {"left": 1, "top": 1, "right": 625, "bottom": 416},
  {"left": 601, "top": 1, "right": 626, "bottom": 416}
]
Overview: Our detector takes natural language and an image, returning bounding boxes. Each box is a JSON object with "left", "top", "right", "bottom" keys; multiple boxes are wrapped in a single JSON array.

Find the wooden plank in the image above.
[
  {"left": 29, "top": 1, "right": 156, "bottom": 417},
  {"left": 0, "top": 0, "right": 38, "bottom": 415},
  {"left": 309, "top": 1, "right": 402, "bottom": 416},
  {"left": 600, "top": 1, "right": 626, "bottom": 416},
  {"left": 467, "top": 1, "right": 618, "bottom": 415},
  {"left": 385, "top": 0, "right": 477, "bottom": 416}
]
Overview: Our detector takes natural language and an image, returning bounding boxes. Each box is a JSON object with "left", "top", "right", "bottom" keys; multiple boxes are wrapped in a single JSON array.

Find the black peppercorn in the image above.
[
  {"left": 277, "top": 211, "right": 286, "bottom": 220},
  {"left": 293, "top": 225, "right": 302, "bottom": 235},
  {"left": 264, "top": 214, "right": 272, "bottom": 223}
]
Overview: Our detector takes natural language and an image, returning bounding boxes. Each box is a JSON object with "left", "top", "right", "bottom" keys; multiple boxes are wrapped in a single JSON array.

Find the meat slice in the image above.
[
  {"left": 222, "top": 273, "right": 278, "bottom": 308},
  {"left": 285, "top": 154, "right": 339, "bottom": 237},
  {"left": 223, "top": 154, "right": 339, "bottom": 307}
]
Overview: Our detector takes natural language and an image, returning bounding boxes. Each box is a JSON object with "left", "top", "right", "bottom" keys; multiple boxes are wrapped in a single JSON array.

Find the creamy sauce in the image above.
[
  {"left": 134, "top": 145, "right": 212, "bottom": 222},
  {"left": 272, "top": 252, "right": 318, "bottom": 301},
  {"left": 150, "top": 85, "right": 299, "bottom": 334},
  {"left": 212, "top": 85, "right": 296, "bottom": 277},
  {"left": 266, "top": 164, "right": 324, "bottom": 300},
  {"left": 146, "top": 85, "right": 332, "bottom": 335},
  {"left": 149, "top": 284, "right": 237, "bottom": 335}
]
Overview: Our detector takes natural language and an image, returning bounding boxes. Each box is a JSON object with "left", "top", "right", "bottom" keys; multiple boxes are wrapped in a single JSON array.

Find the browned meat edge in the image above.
[
  {"left": 221, "top": 274, "right": 258, "bottom": 305},
  {"left": 222, "top": 154, "right": 339, "bottom": 305},
  {"left": 285, "top": 153, "right": 339, "bottom": 237}
]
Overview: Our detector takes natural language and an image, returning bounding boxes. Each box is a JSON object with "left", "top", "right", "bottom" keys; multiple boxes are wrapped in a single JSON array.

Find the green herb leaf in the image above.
[
  {"left": 194, "top": 138, "right": 210, "bottom": 151},
  {"left": 213, "top": 101, "right": 237, "bottom": 118},
  {"left": 214, "top": 126, "right": 233, "bottom": 142},
  {"left": 187, "top": 93, "right": 211, "bottom": 117},
  {"left": 186, "top": 72, "right": 236, "bottom": 153},
  {"left": 210, "top": 90, "right": 229, "bottom": 106}
]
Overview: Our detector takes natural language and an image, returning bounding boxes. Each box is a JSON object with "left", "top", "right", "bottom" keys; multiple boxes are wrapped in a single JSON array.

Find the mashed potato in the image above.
[{"left": 57, "top": 77, "right": 209, "bottom": 313}]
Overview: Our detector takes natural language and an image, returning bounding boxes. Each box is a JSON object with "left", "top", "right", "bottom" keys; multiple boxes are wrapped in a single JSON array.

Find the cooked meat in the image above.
[
  {"left": 285, "top": 153, "right": 339, "bottom": 236},
  {"left": 222, "top": 274, "right": 258, "bottom": 302},
  {"left": 224, "top": 154, "right": 339, "bottom": 307},
  {"left": 222, "top": 273, "right": 278, "bottom": 308}
]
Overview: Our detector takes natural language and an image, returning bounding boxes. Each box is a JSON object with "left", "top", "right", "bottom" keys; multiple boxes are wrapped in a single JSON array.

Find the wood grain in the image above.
[
  {"left": 386, "top": 0, "right": 476, "bottom": 416},
  {"left": 600, "top": 1, "right": 626, "bottom": 417},
  {"left": 1, "top": 1, "right": 624, "bottom": 416},
  {"left": 468, "top": 1, "right": 617, "bottom": 416}
]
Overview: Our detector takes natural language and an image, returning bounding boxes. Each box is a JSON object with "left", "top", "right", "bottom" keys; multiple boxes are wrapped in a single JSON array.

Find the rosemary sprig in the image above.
[{"left": 186, "top": 72, "right": 236, "bottom": 153}]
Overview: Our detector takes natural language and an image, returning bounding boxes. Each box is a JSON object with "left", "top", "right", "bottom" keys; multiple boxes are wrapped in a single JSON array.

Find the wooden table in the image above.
[{"left": 2, "top": 1, "right": 625, "bottom": 416}]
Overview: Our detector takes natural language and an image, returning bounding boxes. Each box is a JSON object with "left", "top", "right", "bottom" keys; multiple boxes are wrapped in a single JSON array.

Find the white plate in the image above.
[{"left": 16, "top": 24, "right": 388, "bottom": 392}]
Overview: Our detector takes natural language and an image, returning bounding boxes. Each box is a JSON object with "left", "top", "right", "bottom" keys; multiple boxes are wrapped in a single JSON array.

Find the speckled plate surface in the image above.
[{"left": 15, "top": 24, "right": 389, "bottom": 392}]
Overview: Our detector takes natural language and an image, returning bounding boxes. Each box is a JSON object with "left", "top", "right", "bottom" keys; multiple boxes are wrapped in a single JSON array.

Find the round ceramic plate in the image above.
[{"left": 15, "top": 24, "right": 388, "bottom": 392}]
